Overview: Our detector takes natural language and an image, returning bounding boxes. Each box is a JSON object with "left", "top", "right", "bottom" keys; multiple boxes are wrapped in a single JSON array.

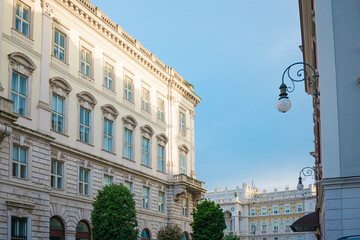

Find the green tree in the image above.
[
  {"left": 190, "top": 200, "right": 226, "bottom": 240},
  {"left": 222, "top": 232, "right": 241, "bottom": 240},
  {"left": 157, "top": 224, "right": 183, "bottom": 240},
  {"left": 91, "top": 184, "right": 139, "bottom": 240}
]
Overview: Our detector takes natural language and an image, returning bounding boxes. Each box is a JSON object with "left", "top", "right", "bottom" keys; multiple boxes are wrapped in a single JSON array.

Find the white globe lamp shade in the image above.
[
  {"left": 297, "top": 183, "right": 304, "bottom": 191},
  {"left": 277, "top": 98, "right": 291, "bottom": 113}
]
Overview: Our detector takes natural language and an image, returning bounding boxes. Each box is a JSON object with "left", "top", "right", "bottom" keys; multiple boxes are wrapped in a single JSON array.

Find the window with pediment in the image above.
[
  {"left": 178, "top": 144, "right": 189, "bottom": 175},
  {"left": 8, "top": 52, "right": 36, "bottom": 117},
  {"left": 49, "top": 77, "right": 72, "bottom": 134},
  {"left": 157, "top": 134, "right": 168, "bottom": 173},
  {"left": 122, "top": 115, "right": 137, "bottom": 160},
  {"left": 101, "top": 104, "right": 118, "bottom": 152},
  {"left": 77, "top": 91, "right": 97, "bottom": 144},
  {"left": 140, "top": 125, "right": 154, "bottom": 167}
]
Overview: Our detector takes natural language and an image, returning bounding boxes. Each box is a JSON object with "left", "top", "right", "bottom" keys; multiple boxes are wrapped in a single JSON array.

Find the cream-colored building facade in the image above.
[
  {"left": 0, "top": 0, "right": 205, "bottom": 239},
  {"left": 205, "top": 184, "right": 316, "bottom": 240}
]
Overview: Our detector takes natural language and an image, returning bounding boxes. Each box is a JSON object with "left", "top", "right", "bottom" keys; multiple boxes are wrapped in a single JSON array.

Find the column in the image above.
[
  {"left": 37, "top": 0, "right": 53, "bottom": 134},
  {"left": 0, "top": 0, "right": 4, "bottom": 95}
]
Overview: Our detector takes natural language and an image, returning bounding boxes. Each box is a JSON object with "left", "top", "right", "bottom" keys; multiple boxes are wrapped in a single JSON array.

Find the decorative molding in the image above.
[
  {"left": 41, "top": 0, "right": 54, "bottom": 18},
  {"left": 140, "top": 125, "right": 154, "bottom": 138},
  {"left": 101, "top": 104, "right": 118, "bottom": 120},
  {"left": 178, "top": 144, "right": 189, "bottom": 155},
  {"left": 122, "top": 115, "right": 138, "bottom": 129},
  {"left": 156, "top": 133, "right": 168, "bottom": 146},
  {"left": 174, "top": 186, "right": 187, "bottom": 201},
  {"left": 49, "top": 77, "right": 72, "bottom": 96},
  {"left": 54, "top": 0, "right": 201, "bottom": 107},
  {"left": 76, "top": 91, "right": 97, "bottom": 109},
  {"left": 8, "top": 52, "right": 37, "bottom": 73}
]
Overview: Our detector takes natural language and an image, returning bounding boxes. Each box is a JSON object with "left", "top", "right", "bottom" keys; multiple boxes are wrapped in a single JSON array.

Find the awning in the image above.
[{"left": 291, "top": 212, "right": 319, "bottom": 232}]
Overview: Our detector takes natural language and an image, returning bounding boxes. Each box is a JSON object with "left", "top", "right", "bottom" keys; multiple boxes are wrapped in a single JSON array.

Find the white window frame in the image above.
[
  {"left": 53, "top": 29, "right": 66, "bottom": 62},
  {"left": 103, "top": 174, "right": 113, "bottom": 186},
  {"left": 51, "top": 93, "right": 65, "bottom": 133},
  {"left": 13, "top": 0, "right": 31, "bottom": 38},
  {"left": 12, "top": 144, "right": 28, "bottom": 179},
  {"left": 11, "top": 71, "right": 28, "bottom": 117},
  {"left": 182, "top": 198, "right": 188, "bottom": 216},
  {"left": 142, "top": 137, "right": 150, "bottom": 167},
  {"left": 79, "top": 37, "right": 94, "bottom": 80},
  {"left": 261, "top": 207, "right": 267, "bottom": 215},
  {"left": 273, "top": 221, "right": 279, "bottom": 231},
  {"left": 180, "top": 155, "right": 186, "bottom": 174},
  {"left": 273, "top": 205, "right": 278, "bottom": 214},
  {"left": 297, "top": 203, "right": 303, "bottom": 212},
  {"left": 51, "top": 159, "right": 64, "bottom": 190},
  {"left": 157, "top": 98, "right": 165, "bottom": 121},
  {"left": 122, "top": 116, "right": 137, "bottom": 161},
  {"left": 142, "top": 186, "right": 150, "bottom": 209},
  {"left": 80, "top": 47, "right": 91, "bottom": 77},
  {"left": 124, "top": 128, "right": 133, "bottom": 160},
  {"left": 79, "top": 107, "right": 91, "bottom": 144},
  {"left": 250, "top": 208, "right": 255, "bottom": 216},
  {"left": 142, "top": 88, "right": 150, "bottom": 112},
  {"left": 104, "top": 62, "right": 114, "bottom": 90},
  {"left": 157, "top": 144, "right": 165, "bottom": 172},
  {"left": 285, "top": 204, "right": 290, "bottom": 213},
  {"left": 78, "top": 167, "right": 90, "bottom": 196},
  {"left": 103, "top": 118, "right": 114, "bottom": 152},
  {"left": 51, "top": 19, "right": 70, "bottom": 66},
  {"left": 158, "top": 191, "right": 165, "bottom": 212},
  {"left": 124, "top": 181, "right": 133, "bottom": 193},
  {"left": 124, "top": 76, "right": 133, "bottom": 102},
  {"left": 179, "top": 111, "right": 186, "bottom": 134},
  {"left": 8, "top": 213, "right": 32, "bottom": 240}
]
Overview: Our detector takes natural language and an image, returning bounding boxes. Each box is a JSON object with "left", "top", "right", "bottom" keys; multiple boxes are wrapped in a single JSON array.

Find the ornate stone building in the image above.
[
  {"left": 0, "top": 0, "right": 204, "bottom": 239},
  {"left": 205, "top": 183, "right": 316, "bottom": 240}
]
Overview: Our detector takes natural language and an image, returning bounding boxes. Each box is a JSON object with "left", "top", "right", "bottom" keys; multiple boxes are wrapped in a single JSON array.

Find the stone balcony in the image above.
[{"left": 172, "top": 174, "right": 206, "bottom": 202}]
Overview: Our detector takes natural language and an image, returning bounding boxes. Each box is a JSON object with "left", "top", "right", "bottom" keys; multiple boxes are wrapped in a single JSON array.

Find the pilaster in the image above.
[{"left": 37, "top": 0, "right": 54, "bottom": 134}]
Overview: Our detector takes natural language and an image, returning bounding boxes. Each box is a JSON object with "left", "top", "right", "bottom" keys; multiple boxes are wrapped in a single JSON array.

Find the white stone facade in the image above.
[
  {"left": 205, "top": 183, "right": 317, "bottom": 240},
  {"left": 0, "top": 0, "right": 205, "bottom": 239}
]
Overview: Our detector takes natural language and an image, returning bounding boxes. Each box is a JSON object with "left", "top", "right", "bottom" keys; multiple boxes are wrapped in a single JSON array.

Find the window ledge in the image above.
[
  {"left": 123, "top": 98, "right": 135, "bottom": 107},
  {"left": 141, "top": 164, "right": 152, "bottom": 169},
  {"left": 13, "top": 113, "right": 32, "bottom": 121},
  {"left": 102, "top": 85, "right": 116, "bottom": 96},
  {"left": 123, "top": 157, "right": 135, "bottom": 162},
  {"left": 141, "top": 108, "right": 151, "bottom": 116},
  {"left": 51, "top": 55, "right": 69, "bottom": 71},
  {"left": 157, "top": 170, "right": 167, "bottom": 175},
  {"left": 11, "top": 28, "right": 33, "bottom": 47},
  {"left": 79, "top": 72, "right": 94, "bottom": 83},
  {"left": 101, "top": 149, "right": 116, "bottom": 155},
  {"left": 50, "top": 129, "right": 69, "bottom": 137},
  {"left": 76, "top": 139, "right": 94, "bottom": 147}
]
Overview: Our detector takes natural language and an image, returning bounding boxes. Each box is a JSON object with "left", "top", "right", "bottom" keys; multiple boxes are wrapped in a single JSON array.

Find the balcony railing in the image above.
[{"left": 173, "top": 174, "right": 205, "bottom": 189}]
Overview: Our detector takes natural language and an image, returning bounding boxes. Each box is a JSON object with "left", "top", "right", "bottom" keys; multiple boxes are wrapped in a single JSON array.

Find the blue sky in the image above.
[{"left": 90, "top": 0, "right": 315, "bottom": 192}]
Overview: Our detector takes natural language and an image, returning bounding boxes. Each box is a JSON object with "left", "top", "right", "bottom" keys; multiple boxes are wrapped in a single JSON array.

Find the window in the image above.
[
  {"left": 51, "top": 94, "right": 64, "bottom": 133},
  {"left": 182, "top": 198, "right": 188, "bottom": 216},
  {"left": 81, "top": 47, "right": 91, "bottom": 77},
  {"left": 297, "top": 204, "right": 303, "bottom": 212},
  {"left": 158, "top": 191, "right": 165, "bottom": 212},
  {"left": 251, "top": 223, "right": 256, "bottom": 233},
  {"left": 11, "top": 216, "right": 27, "bottom": 240},
  {"left": 53, "top": 29, "right": 66, "bottom": 61},
  {"left": 76, "top": 221, "right": 91, "bottom": 240},
  {"left": 180, "top": 155, "right": 186, "bottom": 174},
  {"left": 273, "top": 206, "right": 278, "bottom": 214},
  {"left": 51, "top": 160, "right": 63, "bottom": 189},
  {"left": 11, "top": 72, "right": 27, "bottom": 116},
  {"left": 141, "top": 229, "right": 150, "bottom": 240},
  {"left": 273, "top": 222, "right": 278, "bottom": 231},
  {"left": 262, "top": 222, "right": 267, "bottom": 231},
  {"left": 12, "top": 145, "right": 27, "bottom": 179},
  {"left": 104, "top": 63, "right": 113, "bottom": 90},
  {"left": 103, "top": 119, "right": 113, "bottom": 152},
  {"left": 298, "top": 236, "right": 303, "bottom": 240},
  {"left": 286, "top": 237, "right": 290, "bottom": 240},
  {"left": 157, "top": 98, "right": 164, "bottom": 121},
  {"left": 274, "top": 238, "right": 278, "bottom": 240},
  {"left": 103, "top": 175, "right": 113, "bottom": 186},
  {"left": 142, "top": 187, "right": 150, "bottom": 209},
  {"left": 142, "top": 137, "right": 150, "bottom": 166},
  {"left": 124, "top": 128, "right": 133, "bottom": 160},
  {"left": 285, "top": 220, "right": 291, "bottom": 230},
  {"left": 124, "top": 181, "right": 133, "bottom": 193},
  {"left": 261, "top": 207, "right": 267, "bottom": 215},
  {"left": 142, "top": 88, "right": 150, "bottom": 112},
  {"left": 250, "top": 208, "right": 255, "bottom": 216},
  {"left": 158, "top": 145, "right": 165, "bottom": 172},
  {"left": 124, "top": 77, "right": 133, "bottom": 102},
  {"left": 15, "top": 1, "right": 30, "bottom": 37},
  {"left": 50, "top": 217, "right": 65, "bottom": 240},
  {"left": 79, "top": 107, "right": 90, "bottom": 143},
  {"left": 285, "top": 205, "right": 290, "bottom": 213},
  {"left": 179, "top": 112, "right": 185, "bottom": 133},
  {"left": 79, "top": 167, "right": 90, "bottom": 196}
]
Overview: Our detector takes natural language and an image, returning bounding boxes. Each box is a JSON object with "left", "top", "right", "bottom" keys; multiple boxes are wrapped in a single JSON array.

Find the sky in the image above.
[{"left": 89, "top": 0, "right": 315, "bottom": 192}]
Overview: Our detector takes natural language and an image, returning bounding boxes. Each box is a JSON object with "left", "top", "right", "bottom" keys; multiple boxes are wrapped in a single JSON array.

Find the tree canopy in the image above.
[
  {"left": 157, "top": 224, "right": 183, "bottom": 240},
  {"left": 190, "top": 200, "right": 226, "bottom": 240},
  {"left": 91, "top": 184, "right": 139, "bottom": 240}
]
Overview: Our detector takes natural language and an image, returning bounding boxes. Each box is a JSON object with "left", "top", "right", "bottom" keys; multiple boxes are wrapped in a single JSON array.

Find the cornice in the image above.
[{"left": 54, "top": 0, "right": 201, "bottom": 107}]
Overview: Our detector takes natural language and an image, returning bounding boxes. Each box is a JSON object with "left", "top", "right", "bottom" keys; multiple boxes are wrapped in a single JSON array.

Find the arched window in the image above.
[
  {"left": 141, "top": 229, "right": 151, "bottom": 240},
  {"left": 251, "top": 223, "right": 256, "bottom": 233},
  {"left": 182, "top": 232, "right": 189, "bottom": 240},
  {"left": 262, "top": 222, "right": 267, "bottom": 231},
  {"left": 50, "top": 216, "right": 65, "bottom": 240},
  {"left": 76, "top": 220, "right": 91, "bottom": 240},
  {"left": 285, "top": 220, "right": 291, "bottom": 230},
  {"left": 273, "top": 221, "right": 279, "bottom": 231}
]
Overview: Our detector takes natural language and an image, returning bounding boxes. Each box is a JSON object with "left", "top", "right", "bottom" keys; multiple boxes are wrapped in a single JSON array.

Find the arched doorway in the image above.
[
  {"left": 75, "top": 220, "right": 91, "bottom": 240},
  {"left": 141, "top": 228, "right": 151, "bottom": 240},
  {"left": 182, "top": 231, "right": 190, "bottom": 240},
  {"left": 50, "top": 216, "right": 65, "bottom": 240}
]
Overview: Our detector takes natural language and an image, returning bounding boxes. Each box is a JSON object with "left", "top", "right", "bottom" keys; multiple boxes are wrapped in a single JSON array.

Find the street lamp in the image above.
[
  {"left": 277, "top": 62, "right": 319, "bottom": 113},
  {"left": 297, "top": 167, "right": 315, "bottom": 191}
]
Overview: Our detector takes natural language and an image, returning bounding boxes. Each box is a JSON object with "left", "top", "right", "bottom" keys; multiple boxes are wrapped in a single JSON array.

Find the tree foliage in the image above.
[
  {"left": 190, "top": 200, "right": 226, "bottom": 240},
  {"left": 157, "top": 224, "right": 183, "bottom": 240},
  {"left": 91, "top": 184, "right": 139, "bottom": 240},
  {"left": 222, "top": 232, "right": 241, "bottom": 240}
]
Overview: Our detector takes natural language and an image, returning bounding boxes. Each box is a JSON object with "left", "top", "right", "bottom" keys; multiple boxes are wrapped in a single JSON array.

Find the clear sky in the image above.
[{"left": 90, "top": 0, "right": 315, "bottom": 192}]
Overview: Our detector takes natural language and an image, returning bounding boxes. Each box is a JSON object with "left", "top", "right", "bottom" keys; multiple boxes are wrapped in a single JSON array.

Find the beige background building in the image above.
[
  {"left": 205, "top": 183, "right": 317, "bottom": 240},
  {"left": 0, "top": 0, "right": 205, "bottom": 239}
]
